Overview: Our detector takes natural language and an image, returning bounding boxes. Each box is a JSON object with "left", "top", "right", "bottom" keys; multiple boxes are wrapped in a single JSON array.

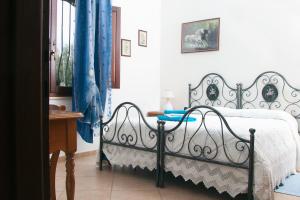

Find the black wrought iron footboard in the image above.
[
  {"left": 98, "top": 102, "right": 161, "bottom": 186},
  {"left": 157, "top": 105, "right": 255, "bottom": 200},
  {"left": 99, "top": 102, "right": 255, "bottom": 200}
]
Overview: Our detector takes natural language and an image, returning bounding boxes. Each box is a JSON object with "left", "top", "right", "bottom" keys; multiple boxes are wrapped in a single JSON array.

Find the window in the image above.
[{"left": 49, "top": 1, "right": 121, "bottom": 97}]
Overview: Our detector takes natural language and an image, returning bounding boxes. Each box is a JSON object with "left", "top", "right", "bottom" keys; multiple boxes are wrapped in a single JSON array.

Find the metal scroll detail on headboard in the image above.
[
  {"left": 188, "top": 71, "right": 300, "bottom": 125},
  {"left": 241, "top": 71, "right": 300, "bottom": 120},
  {"left": 189, "top": 73, "right": 238, "bottom": 108}
]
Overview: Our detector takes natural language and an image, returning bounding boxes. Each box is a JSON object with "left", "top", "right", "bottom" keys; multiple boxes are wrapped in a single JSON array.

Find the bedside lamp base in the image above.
[{"left": 164, "top": 101, "right": 173, "bottom": 111}]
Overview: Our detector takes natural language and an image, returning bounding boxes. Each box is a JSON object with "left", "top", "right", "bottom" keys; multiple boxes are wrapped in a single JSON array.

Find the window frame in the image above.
[
  {"left": 111, "top": 6, "right": 121, "bottom": 89},
  {"left": 49, "top": 0, "right": 73, "bottom": 97},
  {"left": 49, "top": 2, "right": 121, "bottom": 97}
]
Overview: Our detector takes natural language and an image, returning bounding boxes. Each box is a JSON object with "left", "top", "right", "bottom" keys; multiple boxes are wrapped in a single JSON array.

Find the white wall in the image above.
[
  {"left": 111, "top": 0, "right": 161, "bottom": 112},
  {"left": 50, "top": 0, "right": 161, "bottom": 153},
  {"left": 161, "top": 0, "right": 300, "bottom": 109}
]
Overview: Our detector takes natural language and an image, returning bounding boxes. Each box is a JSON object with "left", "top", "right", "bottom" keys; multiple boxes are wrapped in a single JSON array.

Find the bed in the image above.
[{"left": 98, "top": 71, "right": 300, "bottom": 200}]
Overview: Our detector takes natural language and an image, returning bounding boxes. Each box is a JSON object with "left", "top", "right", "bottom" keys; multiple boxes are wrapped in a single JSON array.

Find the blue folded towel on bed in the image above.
[
  {"left": 157, "top": 115, "right": 196, "bottom": 122},
  {"left": 164, "top": 110, "right": 187, "bottom": 114}
]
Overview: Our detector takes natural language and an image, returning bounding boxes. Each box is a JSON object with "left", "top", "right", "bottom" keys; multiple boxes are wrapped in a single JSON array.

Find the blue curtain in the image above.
[{"left": 73, "top": 0, "right": 112, "bottom": 143}]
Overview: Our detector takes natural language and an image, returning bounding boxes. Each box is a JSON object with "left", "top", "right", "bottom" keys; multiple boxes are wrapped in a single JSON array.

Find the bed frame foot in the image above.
[
  {"left": 156, "top": 167, "right": 160, "bottom": 187},
  {"left": 159, "top": 169, "right": 165, "bottom": 188},
  {"left": 247, "top": 194, "right": 253, "bottom": 200},
  {"left": 99, "top": 151, "right": 103, "bottom": 171},
  {"left": 99, "top": 116, "right": 104, "bottom": 171}
]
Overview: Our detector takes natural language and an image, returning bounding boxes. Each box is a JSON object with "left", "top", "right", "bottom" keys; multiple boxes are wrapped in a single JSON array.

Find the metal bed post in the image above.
[
  {"left": 158, "top": 120, "right": 166, "bottom": 188},
  {"left": 236, "top": 83, "right": 243, "bottom": 109},
  {"left": 188, "top": 84, "right": 192, "bottom": 108},
  {"left": 156, "top": 121, "right": 162, "bottom": 187},
  {"left": 248, "top": 128, "right": 256, "bottom": 200},
  {"left": 99, "top": 116, "right": 104, "bottom": 171}
]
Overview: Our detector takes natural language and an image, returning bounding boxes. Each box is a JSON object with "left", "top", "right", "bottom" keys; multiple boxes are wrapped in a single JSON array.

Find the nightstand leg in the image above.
[
  {"left": 50, "top": 151, "right": 60, "bottom": 200},
  {"left": 66, "top": 153, "right": 75, "bottom": 200}
]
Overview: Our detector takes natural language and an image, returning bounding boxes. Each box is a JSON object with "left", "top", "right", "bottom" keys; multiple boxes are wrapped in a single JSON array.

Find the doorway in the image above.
[{"left": 1, "top": 0, "right": 50, "bottom": 199}]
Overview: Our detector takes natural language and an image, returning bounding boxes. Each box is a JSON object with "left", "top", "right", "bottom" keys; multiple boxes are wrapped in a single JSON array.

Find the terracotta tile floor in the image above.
[{"left": 55, "top": 154, "right": 300, "bottom": 200}]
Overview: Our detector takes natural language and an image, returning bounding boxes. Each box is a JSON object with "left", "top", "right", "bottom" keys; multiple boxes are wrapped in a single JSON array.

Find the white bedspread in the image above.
[{"left": 101, "top": 108, "right": 300, "bottom": 200}]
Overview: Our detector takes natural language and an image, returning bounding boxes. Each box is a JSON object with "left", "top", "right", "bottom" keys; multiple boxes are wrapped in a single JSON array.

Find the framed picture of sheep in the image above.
[{"left": 181, "top": 18, "right": 220, "bottom": 53}]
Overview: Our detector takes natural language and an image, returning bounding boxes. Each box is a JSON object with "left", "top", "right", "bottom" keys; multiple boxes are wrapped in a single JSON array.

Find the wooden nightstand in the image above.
[
  {"left": 147, "top": 111, "right": 164, "bottom": 117},
  {"left": 49, "top": 110, "right": 83, "bottom": 200}
]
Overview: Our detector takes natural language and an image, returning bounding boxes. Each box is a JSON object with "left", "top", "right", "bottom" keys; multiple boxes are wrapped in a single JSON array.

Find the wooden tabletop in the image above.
[
  {"left": 49, "top": 110, "right": 83, "bottom": 120},
  {"left": 147, "top": 111, "right": 164, "bottom": 117}
]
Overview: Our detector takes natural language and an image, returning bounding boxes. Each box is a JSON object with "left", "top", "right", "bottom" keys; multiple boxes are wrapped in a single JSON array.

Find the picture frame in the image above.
[
  {"left": 181, "top": 18, "right": 220, "bottom": 53},
  {"left": 121, "top": 39, "right": 131, "bottom": 57},
  {"left": 138, "top": 30, "right": 147, "bottom": 47}
]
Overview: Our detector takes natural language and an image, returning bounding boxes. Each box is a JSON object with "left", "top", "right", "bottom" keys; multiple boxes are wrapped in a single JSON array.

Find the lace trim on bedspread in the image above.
[
  {"left": 102, "top": 146, "right": 248, "bottom": 197},
  {"left": 103, "top": 145, "right": 156, "bottom": 171},
  {"left": 164, "top": 156, "right": 248, "bottom": 197},
  {"left": 101, "top": 145, "right": 297, "bottom": 200}
]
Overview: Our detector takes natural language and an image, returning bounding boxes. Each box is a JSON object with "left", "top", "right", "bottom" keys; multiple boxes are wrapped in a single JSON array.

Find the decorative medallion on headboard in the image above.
[
  {"left": 241, "top": 71, "right": 300, "bottom": 120},
  {"left": 206, "top": 84, "right": 219, "bottom": 101},
  {"left": 189, "top": 73, "right": 238, "bottom": 108},
  {"left": 262, "top": 84, "right": 279, "bottom": 103}
]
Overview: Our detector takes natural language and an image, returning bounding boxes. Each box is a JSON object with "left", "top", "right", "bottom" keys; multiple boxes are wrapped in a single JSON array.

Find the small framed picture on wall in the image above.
[
  {"left": 121, "top": 39, "right": 131, "bottom": 57},
  {"left": 138, "top": 30, "right": 147, "bottom": 47}
]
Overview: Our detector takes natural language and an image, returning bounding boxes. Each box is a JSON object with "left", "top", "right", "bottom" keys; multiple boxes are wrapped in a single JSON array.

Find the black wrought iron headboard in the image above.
[
  {"left": 189, "top": 73, "right": 239, "bottom": 109},
  {"left": 188, "top": 71, "right": 300, "bottom": 123}
]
